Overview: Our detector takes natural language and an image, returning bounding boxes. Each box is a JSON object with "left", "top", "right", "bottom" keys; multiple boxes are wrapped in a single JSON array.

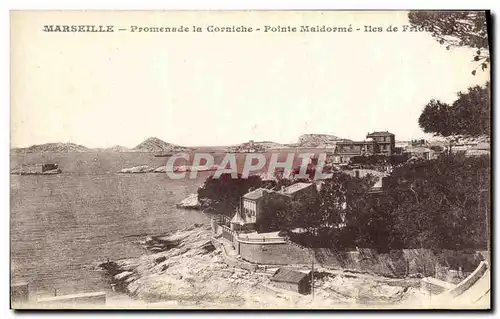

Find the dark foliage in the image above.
[
  {"left": 385, "top": 153, "right": 490, "bottom": 250},
  {"left": 350, "top": 154, "right": 410, "bottom": 168},
  {"left": 418, "top": 83, "right": 490, "bottom": 138},
  {"left": 408, "top": 11, "right": 489, "bottom": 74},
  {"left": 287, "top": 154, "right": 489, "bottom": 252},
  {"left": 197, "top": 173, "right": 263, "bottom": 216},
  {"left": 259, "top": 182, "right": 321, "bottom": 233}
]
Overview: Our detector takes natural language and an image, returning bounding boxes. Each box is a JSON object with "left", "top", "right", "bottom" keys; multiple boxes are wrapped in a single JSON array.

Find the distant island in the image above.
[
  {"left": 11, "top": 137, "right": 192, "bottom": 154},
  {"left": 225, "top": 134, "right": 344, "bottom": 152},
  {"left": 131, "top": 137, "right": 191, "bottom": 153},
  {"left": 12, "top": 133, "right": 414, "bottom": 154},
  {"left": 11, "top": 142, "right": 91, "bottom": 154},
  {"left": 11, "top": 163, "right": 62, "bottom": 175},
  {"left": 296, "top": 134, "right": 341, "bottom": 148}
]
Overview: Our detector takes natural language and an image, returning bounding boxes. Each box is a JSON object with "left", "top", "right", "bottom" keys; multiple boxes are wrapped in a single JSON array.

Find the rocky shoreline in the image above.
[
  {"left": 11, "top": 168, "right": 62, "bottom": 175},
  {"left": 117, "top": 165, "right": 219, "bottom": 174},
  {"left": 97, "top": 224, "right": 423, "bottom": 308},
  {"left": 176, "top": 194, "right": 201, "bottom": 209},
  {"left": 97, "top": 224, "right": 270, "bottom": 307}
]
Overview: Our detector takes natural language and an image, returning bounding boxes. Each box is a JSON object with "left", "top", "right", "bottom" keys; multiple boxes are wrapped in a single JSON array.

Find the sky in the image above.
[{"left": 11, "top": 11, "right": 490, "bottom": 148}]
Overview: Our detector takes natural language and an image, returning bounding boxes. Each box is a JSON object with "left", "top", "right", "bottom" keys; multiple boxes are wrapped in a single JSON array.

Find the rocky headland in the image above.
[
  {"left": 297, "top": 134, "right": 341, "bottom": 148},
  {"left": 97, "top": 224, "right": 423, "bottom": 309},
  {"left": 118, "top": 165, "right": 157, "bottom": 174},
  {"left": 11, "top": 164, "right": 62, "bottom": 175},
  {"left": 176, "top": 194, "right": 201, "bottom": 209}
]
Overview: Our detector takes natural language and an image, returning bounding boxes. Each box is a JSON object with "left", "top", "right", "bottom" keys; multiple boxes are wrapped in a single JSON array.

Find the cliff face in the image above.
[
  {"left": 297, "top": 134, "right": 340, "bottom": 147},
  {"left": 133, "top": 137, "right": 190, "bottom": 153}
]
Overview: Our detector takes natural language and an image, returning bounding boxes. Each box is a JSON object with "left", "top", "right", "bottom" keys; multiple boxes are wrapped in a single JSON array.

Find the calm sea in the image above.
[
  {"left": 10, "top": 152, "right": 212, "bottom": 298},
  {"left": 10, "top": 149, "right": 325, "bottom": 298}
]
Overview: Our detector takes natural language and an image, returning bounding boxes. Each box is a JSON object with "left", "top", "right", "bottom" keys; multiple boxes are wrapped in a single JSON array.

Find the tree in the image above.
[
  {"left": 385, "top": 153, "right": 489, "bottom": 250},
  {"left": 418, "top": 83, "right": 490, "bottom": 146},
  {"left": 350, "top": 155, "right": 388, "bottom": 167},
  {"left": 281, "top": 172, "right": 379, "bottom": 248},
  {"left": 259, "top": 183, "right": 321, "bottom": 233},
  {"left": 197, "top": 173, "right": 263, "bottom": 215},
  {"left": 258, "top": 193, "right": 292, "bottom": 232},
  {"left": 418, "top": 99, "right": 456, "bottom": 137},
  {"left": 283, "top": 154, "right": 490, "bottom": 251},
  {"left": 408, "top": 11, "right": 490, "bottom": 74},
  {"left": 452, "top": 83, "right": 491, "bottom": 136}
]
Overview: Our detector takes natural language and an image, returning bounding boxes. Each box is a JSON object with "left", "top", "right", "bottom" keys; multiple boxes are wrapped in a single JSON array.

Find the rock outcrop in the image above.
[
  {"left": 11, "top": 163, "right": 62, "bottom": 175},
  {"left": 98, "top": 225, "right": 422, "bottom": 308},
  {"left": 133, "top": 137, "right": 191, "bottom": 153},
  {"left": 176, "top": 194, "right": 200, "bottom": 209},
  {"left": 297, "top": 134, "right": 340, "bottom": 148},
  {"left": 118, "top": 165, "right": 155, "bottom": 173},
  {"left": 227, "top": 141, "right": 286, "bottom": 153},
  {"left": 153, "top": 166, "right": 168, "bottom": 173},
  {"left": 11, "top": 167, "right": 62, "bottom": 175},
  {"left": 119, "top": 165, "right": 201, "bottom": 174}
]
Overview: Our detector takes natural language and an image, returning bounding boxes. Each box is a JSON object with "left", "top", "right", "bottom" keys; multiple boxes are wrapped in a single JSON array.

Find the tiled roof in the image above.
[
  {"left": 407, "top": 147, "right": 433, "bottom": 153},
  {"left": 271, "top": 268, "right": 309, "bottom": 284},
  {"left": 230, "top": 210, "right": 245, "bottom": 225},
  {"left": 367, "top": 131, "right": 394, "bottom": 137},
  {"left": 230, "top": 210, "right": 256, "bottom": 225},
  {"left": 243, "top": 188, "right": 266, "bottom": 200},
  {"left": 281, "top": 183, "right": 313, "bottom": 195},
  {"left": 344, "top": 169, "right": 389, "bottom": 178},
  {"left": 231, "top": 211, "right": 257, "bottom": 225},
  {"left": 336, "top": 140, "right": 376, "bottom": 144}
]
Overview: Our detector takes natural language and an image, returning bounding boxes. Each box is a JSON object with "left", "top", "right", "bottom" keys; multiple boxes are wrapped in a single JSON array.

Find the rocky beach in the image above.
[{"left": 97, "top": 224, "right": 424, "bottom": 309}]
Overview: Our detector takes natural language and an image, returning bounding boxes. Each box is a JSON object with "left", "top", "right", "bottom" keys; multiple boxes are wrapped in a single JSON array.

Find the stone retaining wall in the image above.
[{"left": 236, "top": 238, "right": 486, "bottom": 279}]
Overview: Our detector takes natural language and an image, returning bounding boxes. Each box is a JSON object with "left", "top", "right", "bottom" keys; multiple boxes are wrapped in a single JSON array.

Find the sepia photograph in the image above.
[{"left": 10, "top": 10, "right": 491, "bottom": 310}]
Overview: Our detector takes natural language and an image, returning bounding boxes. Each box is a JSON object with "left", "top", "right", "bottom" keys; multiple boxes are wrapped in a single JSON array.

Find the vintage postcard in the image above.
[{"left": 10, "top": 10, "right": 491, "bottom": 310}]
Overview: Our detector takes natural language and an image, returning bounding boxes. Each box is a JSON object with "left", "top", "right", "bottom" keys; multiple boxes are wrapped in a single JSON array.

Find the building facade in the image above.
[
  {"left": 270, "top": 268, "right": 311, "bottom": 295},
  {"left": 331, "top": 131, "right": 396, "bottom": 163},
  {"left": 332, "top": 140, "right": 380, "bottom": 163},
  {"left": 230, "top": 183, "right": 317, "bottom": 233},
  {"left": 231, "top": 188, "right": 268, "bottom": 232},
  {"left": 343, "top": 169, "right": 389, "bottom": 192},
  {"left": 366, "top": 131, "right": 396, "bottom": 156},
  {"left": 406, "top": 147, "right": 437, "bottom": 160}
]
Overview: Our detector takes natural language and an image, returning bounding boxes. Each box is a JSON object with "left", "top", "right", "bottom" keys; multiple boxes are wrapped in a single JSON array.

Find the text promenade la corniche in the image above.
[{"left": 42, "top": 24, "right": 432, "bottom": 33}]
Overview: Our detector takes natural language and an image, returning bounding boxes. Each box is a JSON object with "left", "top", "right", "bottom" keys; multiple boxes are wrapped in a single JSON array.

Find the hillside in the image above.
[
  {"left": 297, "top": 134, "right": 341, "bottom": 147},
  {"left": 257, "top": 141, "right": 287, "bottom": 149},
  {"left": 133, "top": 137, "right": 190, "bottom": 153},
  {"left": 11, "top": 142, "right": 90, "bottom": 154}
]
